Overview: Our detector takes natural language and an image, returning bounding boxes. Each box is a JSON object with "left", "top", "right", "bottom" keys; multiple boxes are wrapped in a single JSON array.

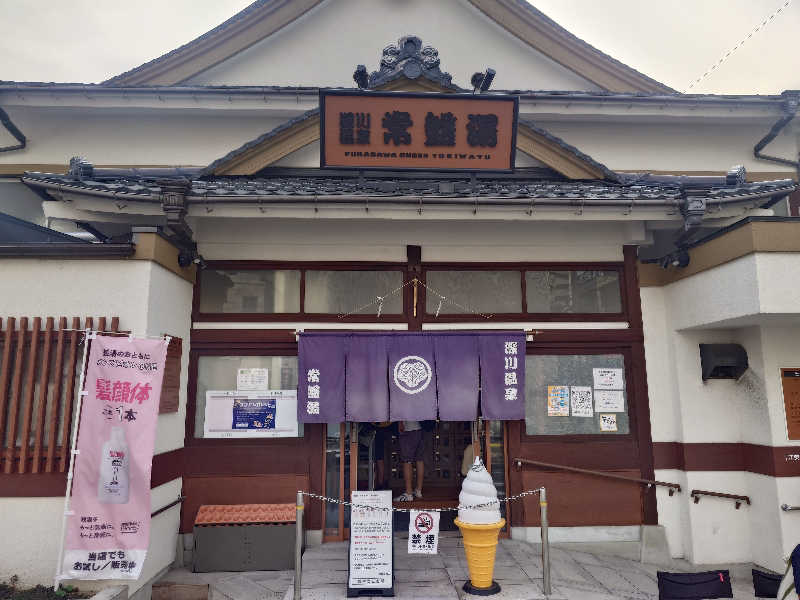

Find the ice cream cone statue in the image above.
[{"left": 454, "top": 457, "right": 505, "bottom": 595}]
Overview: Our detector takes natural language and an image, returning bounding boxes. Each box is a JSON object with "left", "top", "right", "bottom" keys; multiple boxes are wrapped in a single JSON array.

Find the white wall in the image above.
[
  {"left": 186, "top": 0, "right": 600, "bottom": 91},
  {"left": 2, "top": 103, "right": 793, "bottom": 178},
  {"left": 0, "top": 479, "right": 181, "bottom": 592},
  {"left": 0, "top": 257, "right": 192, "bottom": 591},
  {"left": 193, "top": 217, "right": 636, "bottom": 262},
  {"left": 0, "top": 180, "right": 45, "bottom": 224},
  {"left": 641, "top": 259, "right": 800, "bottom": 569}
]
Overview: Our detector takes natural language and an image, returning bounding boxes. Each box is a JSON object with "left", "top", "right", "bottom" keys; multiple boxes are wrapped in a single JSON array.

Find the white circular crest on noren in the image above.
[{"left": 393, "top": 355, "right": 432, "bottom": 395}]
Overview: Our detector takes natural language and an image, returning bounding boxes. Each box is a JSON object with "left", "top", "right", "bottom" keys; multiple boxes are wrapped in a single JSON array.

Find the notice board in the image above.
[
  {"left": 347, "top": 490, "right": 393, "bottom": 597},
  {"left": 782, "top": 369, "right": 800, "bottom": 440}
]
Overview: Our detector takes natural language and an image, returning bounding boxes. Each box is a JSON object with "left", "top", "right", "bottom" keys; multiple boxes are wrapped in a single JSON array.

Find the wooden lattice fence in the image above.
[{"left": 0, "top": 316, "right": 119, "bottom": 474}]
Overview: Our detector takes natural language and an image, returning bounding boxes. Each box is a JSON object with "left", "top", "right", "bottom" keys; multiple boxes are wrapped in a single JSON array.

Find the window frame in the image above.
[
  {"left": 193, "top": 260, "right": 410, "bottom": 323},
  {"left": 419, "top": 262, "right": 627, "bottom": 323},
  {"left": 519, "top": 343, "right": 637, "bottom": 443},
  {"left": 186, "top": 343, "right": 306, "bottom": 447},
  {"left": 193, "top": 260, "right": 629, "bottom": 324}
]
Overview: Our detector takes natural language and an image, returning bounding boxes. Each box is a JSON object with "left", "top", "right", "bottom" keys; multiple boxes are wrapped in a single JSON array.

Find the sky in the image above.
[{"left": 0, "top": 0, "right": 798, "bottom": 94}]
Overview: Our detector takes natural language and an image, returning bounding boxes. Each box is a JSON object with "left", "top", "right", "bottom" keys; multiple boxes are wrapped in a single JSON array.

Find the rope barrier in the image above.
[{"left": 299, "top": 488, "right": 543, "bottom": 512}]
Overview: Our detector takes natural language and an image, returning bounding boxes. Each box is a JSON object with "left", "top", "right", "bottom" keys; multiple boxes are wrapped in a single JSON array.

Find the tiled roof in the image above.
[
  {"left": 195, "top": 503, "right": 296, "bottom": 525},
  {"left": 21, "top": 171, "right": 797, "bottom": 205},
  {"left": 0, "top": 81, "right": 791, "bottom": 104},
  {"left": 518, "top": 118, "right": 619, "bottom": 182}
]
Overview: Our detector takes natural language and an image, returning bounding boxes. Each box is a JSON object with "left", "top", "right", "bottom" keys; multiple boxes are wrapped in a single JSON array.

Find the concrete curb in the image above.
[{"left": 88, "top": 584, "right": 128, "bottom": 600}]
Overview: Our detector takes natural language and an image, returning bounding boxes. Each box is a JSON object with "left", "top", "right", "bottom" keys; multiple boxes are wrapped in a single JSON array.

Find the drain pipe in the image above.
[
  {"left": 0, "top": 106, "right": 26, "bottom": 153},
  {"left": 753, "top": 91, "right": 800, "bottom": 176}
]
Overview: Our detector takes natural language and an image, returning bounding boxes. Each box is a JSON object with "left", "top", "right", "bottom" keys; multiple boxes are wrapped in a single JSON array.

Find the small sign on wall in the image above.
[{"left": 782, "top": 369, "right": 800, "bottom": 440}]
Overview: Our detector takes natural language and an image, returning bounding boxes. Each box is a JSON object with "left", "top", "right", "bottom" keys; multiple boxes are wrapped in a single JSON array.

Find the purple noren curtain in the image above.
[
  {"left": 434, "top": 335, "right": 479, "bottom": 421},
  {"left": 388, "top": 335, "right": 437, "bottom": 421},
  {"left": 297, "top": 334, "right": 346, "bottom": 423},
  {"left": 297, "top": 332, "right": 525, "bottom": 423}
]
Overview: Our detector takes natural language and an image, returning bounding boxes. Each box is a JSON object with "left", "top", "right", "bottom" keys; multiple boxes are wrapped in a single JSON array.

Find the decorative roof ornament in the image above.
[
  {"left": 354, "top": 35, "right": 455, "bottom": 90},
  {"left": 68, "top": 156, "right": 93, "bottom": 181}
]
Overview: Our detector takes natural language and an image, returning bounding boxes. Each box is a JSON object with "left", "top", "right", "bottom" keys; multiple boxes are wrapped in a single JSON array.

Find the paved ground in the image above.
[{"left": 162, "top": 532, "right": 766, "bottom": 599}]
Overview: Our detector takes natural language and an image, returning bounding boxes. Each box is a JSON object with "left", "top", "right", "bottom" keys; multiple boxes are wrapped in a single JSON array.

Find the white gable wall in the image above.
[{"left": 185, "top": 0, "right": 602, "bottom": 91}]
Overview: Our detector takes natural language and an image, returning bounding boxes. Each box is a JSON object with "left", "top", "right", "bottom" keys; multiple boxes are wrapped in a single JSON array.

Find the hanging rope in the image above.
[
  {"left": 336, "top": 278, "right": 494, "bottom": 320},
  {"left": 683, "top": 0, "right": 792, "bottom": 92}
]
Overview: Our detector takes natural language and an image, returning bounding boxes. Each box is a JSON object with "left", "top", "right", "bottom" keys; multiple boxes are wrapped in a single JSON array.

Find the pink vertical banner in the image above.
[{"left": 62, "top": 335, "right": 168, "bottom": 581}]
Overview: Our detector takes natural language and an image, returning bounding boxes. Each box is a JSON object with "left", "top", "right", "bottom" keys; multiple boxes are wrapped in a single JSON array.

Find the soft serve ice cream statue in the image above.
[
  {"left": 458, "top": 457, "right": 502, "bottom": 524},
  {"left": 454, "top": 457, "right": 505, "bottom": 594}
]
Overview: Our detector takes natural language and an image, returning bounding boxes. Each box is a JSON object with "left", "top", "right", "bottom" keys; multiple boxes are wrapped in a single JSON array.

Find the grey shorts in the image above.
[{"left": 399, "top": 429, "right": 424, "bottom": 462}]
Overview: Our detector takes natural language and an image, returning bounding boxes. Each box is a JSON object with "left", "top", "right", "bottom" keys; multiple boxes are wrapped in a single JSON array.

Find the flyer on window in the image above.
[
  {"left": 570, "top": 386, "right": 593, "bottom": 417},
  {"left": 547, "top": 385, "right": 570, "bottom": 416},
  {"left": 204, "top": 390, "right": 298, "bottom": 438}
]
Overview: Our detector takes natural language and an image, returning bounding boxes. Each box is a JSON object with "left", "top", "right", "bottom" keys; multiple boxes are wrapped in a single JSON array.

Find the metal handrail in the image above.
[
  {"left": 691, "top": 489, "right": 750, "bottom": 509},
  {"left": 513, "top": 457, "right": 682, "bottom": 495},
  {"left": 151, "top": 496, "right": 185, "bottom": 518}
]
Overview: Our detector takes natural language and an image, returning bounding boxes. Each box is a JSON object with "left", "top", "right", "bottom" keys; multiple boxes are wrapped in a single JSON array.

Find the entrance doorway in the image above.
[{"left": 323, "top": 421, "right": 509, "bottom": 538}]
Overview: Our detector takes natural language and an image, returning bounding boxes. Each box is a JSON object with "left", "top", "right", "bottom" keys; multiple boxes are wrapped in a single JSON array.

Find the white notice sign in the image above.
[
  {"left": 593, "top": 368, "right": 624, "bottom": 390},
  {"left": 408, "top": 510, "right": 440, "bottom": 554},
  {"left": 203, "top": 390, "right": 298, "bottom": 438},
  {"left": 237, "top": 367, "right": 269, "bottom": 392},
  {"left": 595, "top": 390, "right": 625, "bottom": 412},
  {"left": 348, "top": 490, "right": 393, "bottom": 592},
  {"left": 570, "top": 386, "right": 593, "bottom": 417}
]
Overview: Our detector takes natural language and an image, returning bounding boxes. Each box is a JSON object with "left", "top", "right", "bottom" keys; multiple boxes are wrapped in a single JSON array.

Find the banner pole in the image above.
[
  {"left": 294, "top": 490, "right": 304, "bottom": 600},
  {"left": 54, "top": 328, "right": 92, "bottom": 591}
]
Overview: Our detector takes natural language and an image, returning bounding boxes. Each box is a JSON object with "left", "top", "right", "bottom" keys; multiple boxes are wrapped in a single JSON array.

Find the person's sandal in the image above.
[
  {"left": 413, "top": 489, "right": 423, "bottom": 499},
  {"left": 394, "top": 492, "right": 414, "bottom": 502}
]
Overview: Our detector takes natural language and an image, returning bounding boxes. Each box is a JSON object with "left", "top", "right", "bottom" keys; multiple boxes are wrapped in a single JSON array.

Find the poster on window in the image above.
[
  {"left": 570, "top": 387, "right": 593, "bottom": 417},
  {"left": 547, "top": 385, "right": 570, "bottom": 416},
  {"left": 60, "top": 334, "right": 168, "bottom": 581},
  {"left": 204, "top": 390, "right": 298, "bottom": 438},
  {"left": 593, "top": 368, "right": 624, "bottom": 390},
  {"left": 236, "top": 367, "right": 268, "bottom": 392},
  {"left": 600, "top": 413, "right": 618, "bottom": 432},
  {"left": 595, "top": 390, "right": 625, "bottom": 412}
]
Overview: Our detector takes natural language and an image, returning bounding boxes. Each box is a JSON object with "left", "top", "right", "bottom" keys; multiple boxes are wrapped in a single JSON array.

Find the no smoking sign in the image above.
[{"left": 408, "top": 510, "right": 440, "bottom": 554}]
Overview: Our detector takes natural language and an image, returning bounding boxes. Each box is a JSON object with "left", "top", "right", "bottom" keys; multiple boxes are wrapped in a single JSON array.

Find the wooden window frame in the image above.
[
  {"left": 192, "top": 259, "right": 629, "bottom": 324},
  {"left": 519, "top": 344, "right": 637, "bottom": 443},
  {"left": 420, "top": 262, "right": 627, "bottom": 323},
  {"left": 185, "top": 343, "right": 302, "bottom": 447},
  {"left": 193, "top": 260, "right": 409, "bottom": 323}
]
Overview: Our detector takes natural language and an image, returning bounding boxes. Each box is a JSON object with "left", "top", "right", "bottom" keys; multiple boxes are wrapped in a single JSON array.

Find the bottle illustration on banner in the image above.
[{"left": 97, "top": 427, "right": 130, "bottom": 504}]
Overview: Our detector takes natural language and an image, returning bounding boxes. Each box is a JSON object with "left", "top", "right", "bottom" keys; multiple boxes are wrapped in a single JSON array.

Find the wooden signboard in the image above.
[
  {"left": 320, "top": 90, "right": 518, "bottom": 172},
  {"left": 782, "top": 369, "right": 800, "bottom": 440}
]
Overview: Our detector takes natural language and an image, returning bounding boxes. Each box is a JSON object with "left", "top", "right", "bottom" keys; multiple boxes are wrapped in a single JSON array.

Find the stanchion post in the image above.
[
  {"left": 295, "top": 491, "right": 304, "bottom": 600},
  {"left": 540, "top": 487, "right": 551, "bottom": 596}
]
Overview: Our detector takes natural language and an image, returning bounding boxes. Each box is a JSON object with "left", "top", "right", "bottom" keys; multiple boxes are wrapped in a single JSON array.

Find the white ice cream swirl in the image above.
[{"left": 458, "top": 457, "right": 502, "bottom": 524}]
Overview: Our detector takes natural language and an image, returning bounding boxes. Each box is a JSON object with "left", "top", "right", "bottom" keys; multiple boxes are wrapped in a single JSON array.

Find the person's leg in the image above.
[
  {"left": 415, "top": 460, "right": 424, "bottom": 496},
  {"left": 394, "top": 431, "right": 415, "bottom": 501},
  {"left": 413, "top": 430, "right": 425, "bottom": 497},
  {"left": 403, "top": 461, "right": 413, "bottom": 495}
]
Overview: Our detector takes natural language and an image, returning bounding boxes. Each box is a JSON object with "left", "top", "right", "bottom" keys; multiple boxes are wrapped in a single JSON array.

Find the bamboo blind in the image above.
[{"left": 0, "top": 316, "right": 119, "bottom": 474}]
